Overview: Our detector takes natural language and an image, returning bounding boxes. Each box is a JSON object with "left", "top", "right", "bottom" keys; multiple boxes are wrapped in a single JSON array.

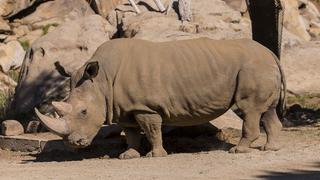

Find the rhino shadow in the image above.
[
  {"left": 256, "top": 162, "right": 320, "bottom": 180},
  {"left": 22, "top": 123, "right": 235, "bottom": 163},
  {"left": 284, "top": 104, "right": 320, "bottom": 127}
]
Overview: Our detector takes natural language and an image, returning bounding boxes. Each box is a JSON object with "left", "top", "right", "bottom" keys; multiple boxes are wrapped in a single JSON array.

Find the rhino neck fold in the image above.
[{"left": 100, "top": 68, "right": 114, "bottom": 125}]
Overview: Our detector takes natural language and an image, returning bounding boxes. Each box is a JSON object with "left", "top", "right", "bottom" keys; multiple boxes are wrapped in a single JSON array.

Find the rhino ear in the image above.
[
  {"left": 54, "top": 61, "right": 71, "bottom": 77},
  {"left": 83, "top": 61, "right": 99, "bottom": 80}
]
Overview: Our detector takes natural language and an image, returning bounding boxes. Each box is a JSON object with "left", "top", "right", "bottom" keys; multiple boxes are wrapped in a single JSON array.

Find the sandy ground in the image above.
[{"left": 0, "top": 124, "right": 319, "bottom": 180}]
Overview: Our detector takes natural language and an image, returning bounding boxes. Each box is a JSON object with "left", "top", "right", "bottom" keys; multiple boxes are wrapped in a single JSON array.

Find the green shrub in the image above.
[
  {"left": 18, "top": 40, "right": 30, "bottom": 51},
  {"left": 287, "top": 93, "right": 320, "bottom": 110},
  {"left": 42, "top": 23, "right": 59, "bottom": 35},
  {"left": 0, "top": 90, "right": 13, "bottom": 122},
  {"left": 7, "top": 69, "right": 20, "bottom": 82}
]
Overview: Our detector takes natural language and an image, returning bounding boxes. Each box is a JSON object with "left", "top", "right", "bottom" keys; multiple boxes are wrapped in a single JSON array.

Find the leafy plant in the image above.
[
  {"left": 18, "top": 40, "right": 30, "bottom": 51},
  {"left": 42, "top": 23, "right": 59, "bottom": 35},
  {"left": 0, "top": 90, "right": 14, "bottom": 122},
  {"left": 287, "top": 93, "right": 320, "bottom": 110}
]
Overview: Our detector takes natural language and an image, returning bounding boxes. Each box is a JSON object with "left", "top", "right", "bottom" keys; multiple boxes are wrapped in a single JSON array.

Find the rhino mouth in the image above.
[{"left": 63, "top": 136, "right": 92, "bottom": 149}]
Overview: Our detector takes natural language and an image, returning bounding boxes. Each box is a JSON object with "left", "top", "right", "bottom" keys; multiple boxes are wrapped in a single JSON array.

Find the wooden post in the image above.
[
  {"left": 153, "top": 0, "right": 166, "bottom": 12},
  {"left": 128, "top": 0, "right": 141, "bottom": 14},
  {"left": 178, "top": 0, "right": 192, "bottom": 22},
  {"left": 246, "top": 0, "right": 283, "bottom": 59}
]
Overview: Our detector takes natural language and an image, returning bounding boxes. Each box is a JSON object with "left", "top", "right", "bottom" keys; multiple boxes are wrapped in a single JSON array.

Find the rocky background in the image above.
[{"left": 0, "top": 0, "right": 319, "bottom": 130}]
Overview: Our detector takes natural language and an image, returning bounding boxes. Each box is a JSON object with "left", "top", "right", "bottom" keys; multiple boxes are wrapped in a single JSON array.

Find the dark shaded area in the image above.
[
  {"left": 285, "top": 104, "right": 320, "bottom": 126},
  {"left": 172, "top": 1, "right": 181, "bottom": 20},
  {"left": 137, "top": 1, "right": 158, "bottom": 12},
  {"left": 22, "top": 124, "right": 235, "bottom": 163},
  {"left": 24, "top": 137, "right": 127, "bottom": 163},
  {"left": 7, "top": 0, "right": 54, "bottom": 22},
  {"left": 246, "top": 0, "right": 283, "bottom": 58},
  {"left": 11, "top": 67, "right": 70, "bottom": 126},
  {"left": 256, "top": 162, "right": 320, "bottom": 180}
]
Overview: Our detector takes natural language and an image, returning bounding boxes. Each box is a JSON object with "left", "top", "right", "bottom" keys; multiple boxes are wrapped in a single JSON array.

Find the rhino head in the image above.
[{"left": 35, "top": 61, "right": 111, "bottom": 148}]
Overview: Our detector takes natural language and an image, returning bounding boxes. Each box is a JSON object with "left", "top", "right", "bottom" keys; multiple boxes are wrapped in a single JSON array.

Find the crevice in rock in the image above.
[{"left": 7, "top": 0, "right": 54, "bottom": 22}]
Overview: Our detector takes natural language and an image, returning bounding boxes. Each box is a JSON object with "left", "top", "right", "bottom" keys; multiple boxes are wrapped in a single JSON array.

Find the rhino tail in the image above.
[{"left": 271, "top": 52, "right": 287, "bottom": 119}]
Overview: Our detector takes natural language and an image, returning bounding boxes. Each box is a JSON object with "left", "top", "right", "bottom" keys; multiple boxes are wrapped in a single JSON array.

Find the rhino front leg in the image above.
[
  {"left": 119, "top": 127, "right": 141, "bottom": 159},
  {"left": 135, "top": 113, "right": 168, "bottom": 158}
]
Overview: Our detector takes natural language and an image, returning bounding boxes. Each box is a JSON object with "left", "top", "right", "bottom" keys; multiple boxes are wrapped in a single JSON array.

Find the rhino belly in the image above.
[{"left": 162, "top": 107, "right": 229, "bottom": 126}]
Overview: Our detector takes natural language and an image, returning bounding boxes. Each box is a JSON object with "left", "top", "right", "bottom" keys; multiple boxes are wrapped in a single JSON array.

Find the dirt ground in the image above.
[{"left": 0, "top": 124, "right": 319, "bottom": 180}]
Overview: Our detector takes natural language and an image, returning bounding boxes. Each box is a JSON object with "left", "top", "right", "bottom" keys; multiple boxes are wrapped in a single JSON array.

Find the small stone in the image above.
[
  {"left": 0, "top": 40, "right": 25, "bottom": 73},
  {"left": 215, "top": 128, "right": 241, "bottom": 143},
  {"left": 0, "top": 18, "right": 11, "bottom": 33},
  {"left": 13, "top": 25, "right": 29, "bottom": 37},
  {"left": 1, "top": 120, "right": 24, "bottom": 136},
  {"left": 25, "top": 120, "right": 41, "bottom": 133},
  {"left": 210, "top": 110, "right": 243, "bottom": 130}
]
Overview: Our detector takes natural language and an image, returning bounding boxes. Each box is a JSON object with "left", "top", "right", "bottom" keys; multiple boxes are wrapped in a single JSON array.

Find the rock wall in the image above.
[{"left": 0, "top": 0, "right": 319, "bottom": 120}]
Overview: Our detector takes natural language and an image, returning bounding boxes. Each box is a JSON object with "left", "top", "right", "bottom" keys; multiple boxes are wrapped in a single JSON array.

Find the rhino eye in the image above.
[{"left": 81, "top": 109, "right": 87, "bottom": 115}]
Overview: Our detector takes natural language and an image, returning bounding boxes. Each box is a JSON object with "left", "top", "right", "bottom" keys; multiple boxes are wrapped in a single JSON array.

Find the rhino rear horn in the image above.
[
  {"left": 35, "top": 108, "right": 70, "bottom": 136},
  {"left": 52, "top": 101, "right": 72, "bottom": 116}
]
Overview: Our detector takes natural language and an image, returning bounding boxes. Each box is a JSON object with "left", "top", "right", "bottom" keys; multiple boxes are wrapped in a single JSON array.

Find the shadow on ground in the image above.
[
  {"left": 22, "top": 124, "right": 236, "bottom": 163},
  {"left": 284, "top": 104, "right": 320, "bottom": 126},
  {"left": 256, "top": 162, "right": 320, "bottom": 180}
]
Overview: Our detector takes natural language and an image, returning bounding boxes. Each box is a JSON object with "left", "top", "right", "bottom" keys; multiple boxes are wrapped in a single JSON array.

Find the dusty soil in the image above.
[{"left": 0, "top": 124, "right": 319, "bottom": 180}]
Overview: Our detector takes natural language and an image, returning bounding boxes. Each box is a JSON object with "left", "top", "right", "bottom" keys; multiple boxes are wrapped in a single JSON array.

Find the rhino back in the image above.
[{"left": 103, "top": 38, "right": 255, "bottom": 125}]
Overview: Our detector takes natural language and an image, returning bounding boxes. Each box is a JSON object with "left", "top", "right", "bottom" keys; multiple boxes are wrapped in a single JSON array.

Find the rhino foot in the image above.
[
  {"left": 146, "top": 148, "right": 168, "bottom": 158},
  {"left": 260, "top": 143, "right": 280, "bottom": 151},
  {"left": 119, "top": 148, "right": 141, "bottom": 159},
  {"left": 229, "top": 146, "right": 252, "bottom": 153}
]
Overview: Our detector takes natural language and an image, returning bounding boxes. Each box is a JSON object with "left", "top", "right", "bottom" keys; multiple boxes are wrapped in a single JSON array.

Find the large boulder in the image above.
[
  {"left": 282, "top": 41, "right": 320, "bottom": 94},
  {"left": 12, "top": 15, "right": 116, "bottom": 116},
  {"left": 282, "top": 0, "right": 311, "bottom": 41},
  {"left": 0, "top": 41, "right": 25, "bottom": 73},
  {"left": 11, "top": 0, "right": 94, "bottom": 30},
  {"left": 88, "top": 0, "right": 125, "bottom": 18},
  {"left": 0, "top": 0, "right": 40, "bottom": 17},
  {"left": 107, "top": 0, "right": 250, "bottom": 42}
]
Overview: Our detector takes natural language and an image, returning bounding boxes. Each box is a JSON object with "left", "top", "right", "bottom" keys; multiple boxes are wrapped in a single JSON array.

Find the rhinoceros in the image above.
[{"left": 35, "top": 37, "right": 286, "bottom": 158}]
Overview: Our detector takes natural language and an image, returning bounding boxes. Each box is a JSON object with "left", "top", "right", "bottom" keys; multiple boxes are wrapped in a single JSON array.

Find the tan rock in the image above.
[
  {"left": 20, "top": 0, "right": 94, "bottom": 30},
  {"left": 88, "top": 0, "right": 124, "bottom": 18},
  {"left": 0, "top": 0, "right": 14, "bottom": 17},
  {"left": 111, "top": 0, "right": 250, "bottom": 42},
  {"left": 1, "top": 120, "right": 24, "bottom": 136},
  {"left": 25, "top": 120, "right": 41, "bottom": 133},
  {"left": 13, "top": 15, "right": 116, "bottom": 115},
  {"left": 210, "top": 110, "right": 242, "bottom": 130},
  {"left": 13, "top": 25, "right": 29, "bottom": 37},
  {"left": 0, "top": 71, "right": 17, "bottom": 92},
  {"left": 309, "top": 27, "right": 320, "bottom": 40},
  {"left": 18, "top": 29, "right": 43, "bottom": 44},
  {"left": 282, "top": 41, "right": 320, "bottom": 94},
  {"left": 0, "top": 41, "right": 25, "bottom": 73},
  {"left": 283, "top": 0, "right": 311, "bottom": 41},
  {"left": 0, "top": 18, "right": 10, "bottom": 33}
]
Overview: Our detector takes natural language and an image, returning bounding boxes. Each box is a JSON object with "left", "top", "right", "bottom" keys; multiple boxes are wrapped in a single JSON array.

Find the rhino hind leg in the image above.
[
  {"left": 261, "top": 108, "right": 282, "bottom": 151},
  {"left": 135, "top": 113, "right": 168, "bottom": 158},
  {"left": 229, "top": 111, "right": 262, "bottom": 153},
  {"left": 119, "top": 127, "right": 142, "bottom": 159}
]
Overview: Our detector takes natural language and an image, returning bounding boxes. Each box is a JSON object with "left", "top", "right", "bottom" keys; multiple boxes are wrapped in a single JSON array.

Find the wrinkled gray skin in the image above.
[{"left": 36, "top": 38, "right": 286, "bottom": 158}]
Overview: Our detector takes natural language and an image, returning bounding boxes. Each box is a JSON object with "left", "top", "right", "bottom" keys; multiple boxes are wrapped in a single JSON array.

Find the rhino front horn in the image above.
[
  {"left": 52, "top": 101, "right": 72, "bottom": 115},
  {"left": 35, "top": 108, "right": 70, "bottom": 136}
]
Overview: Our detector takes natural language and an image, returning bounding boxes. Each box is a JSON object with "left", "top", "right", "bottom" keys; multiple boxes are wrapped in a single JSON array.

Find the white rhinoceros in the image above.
[{"left": 36, "top": 38, "right": 286, "bottom": 158}]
